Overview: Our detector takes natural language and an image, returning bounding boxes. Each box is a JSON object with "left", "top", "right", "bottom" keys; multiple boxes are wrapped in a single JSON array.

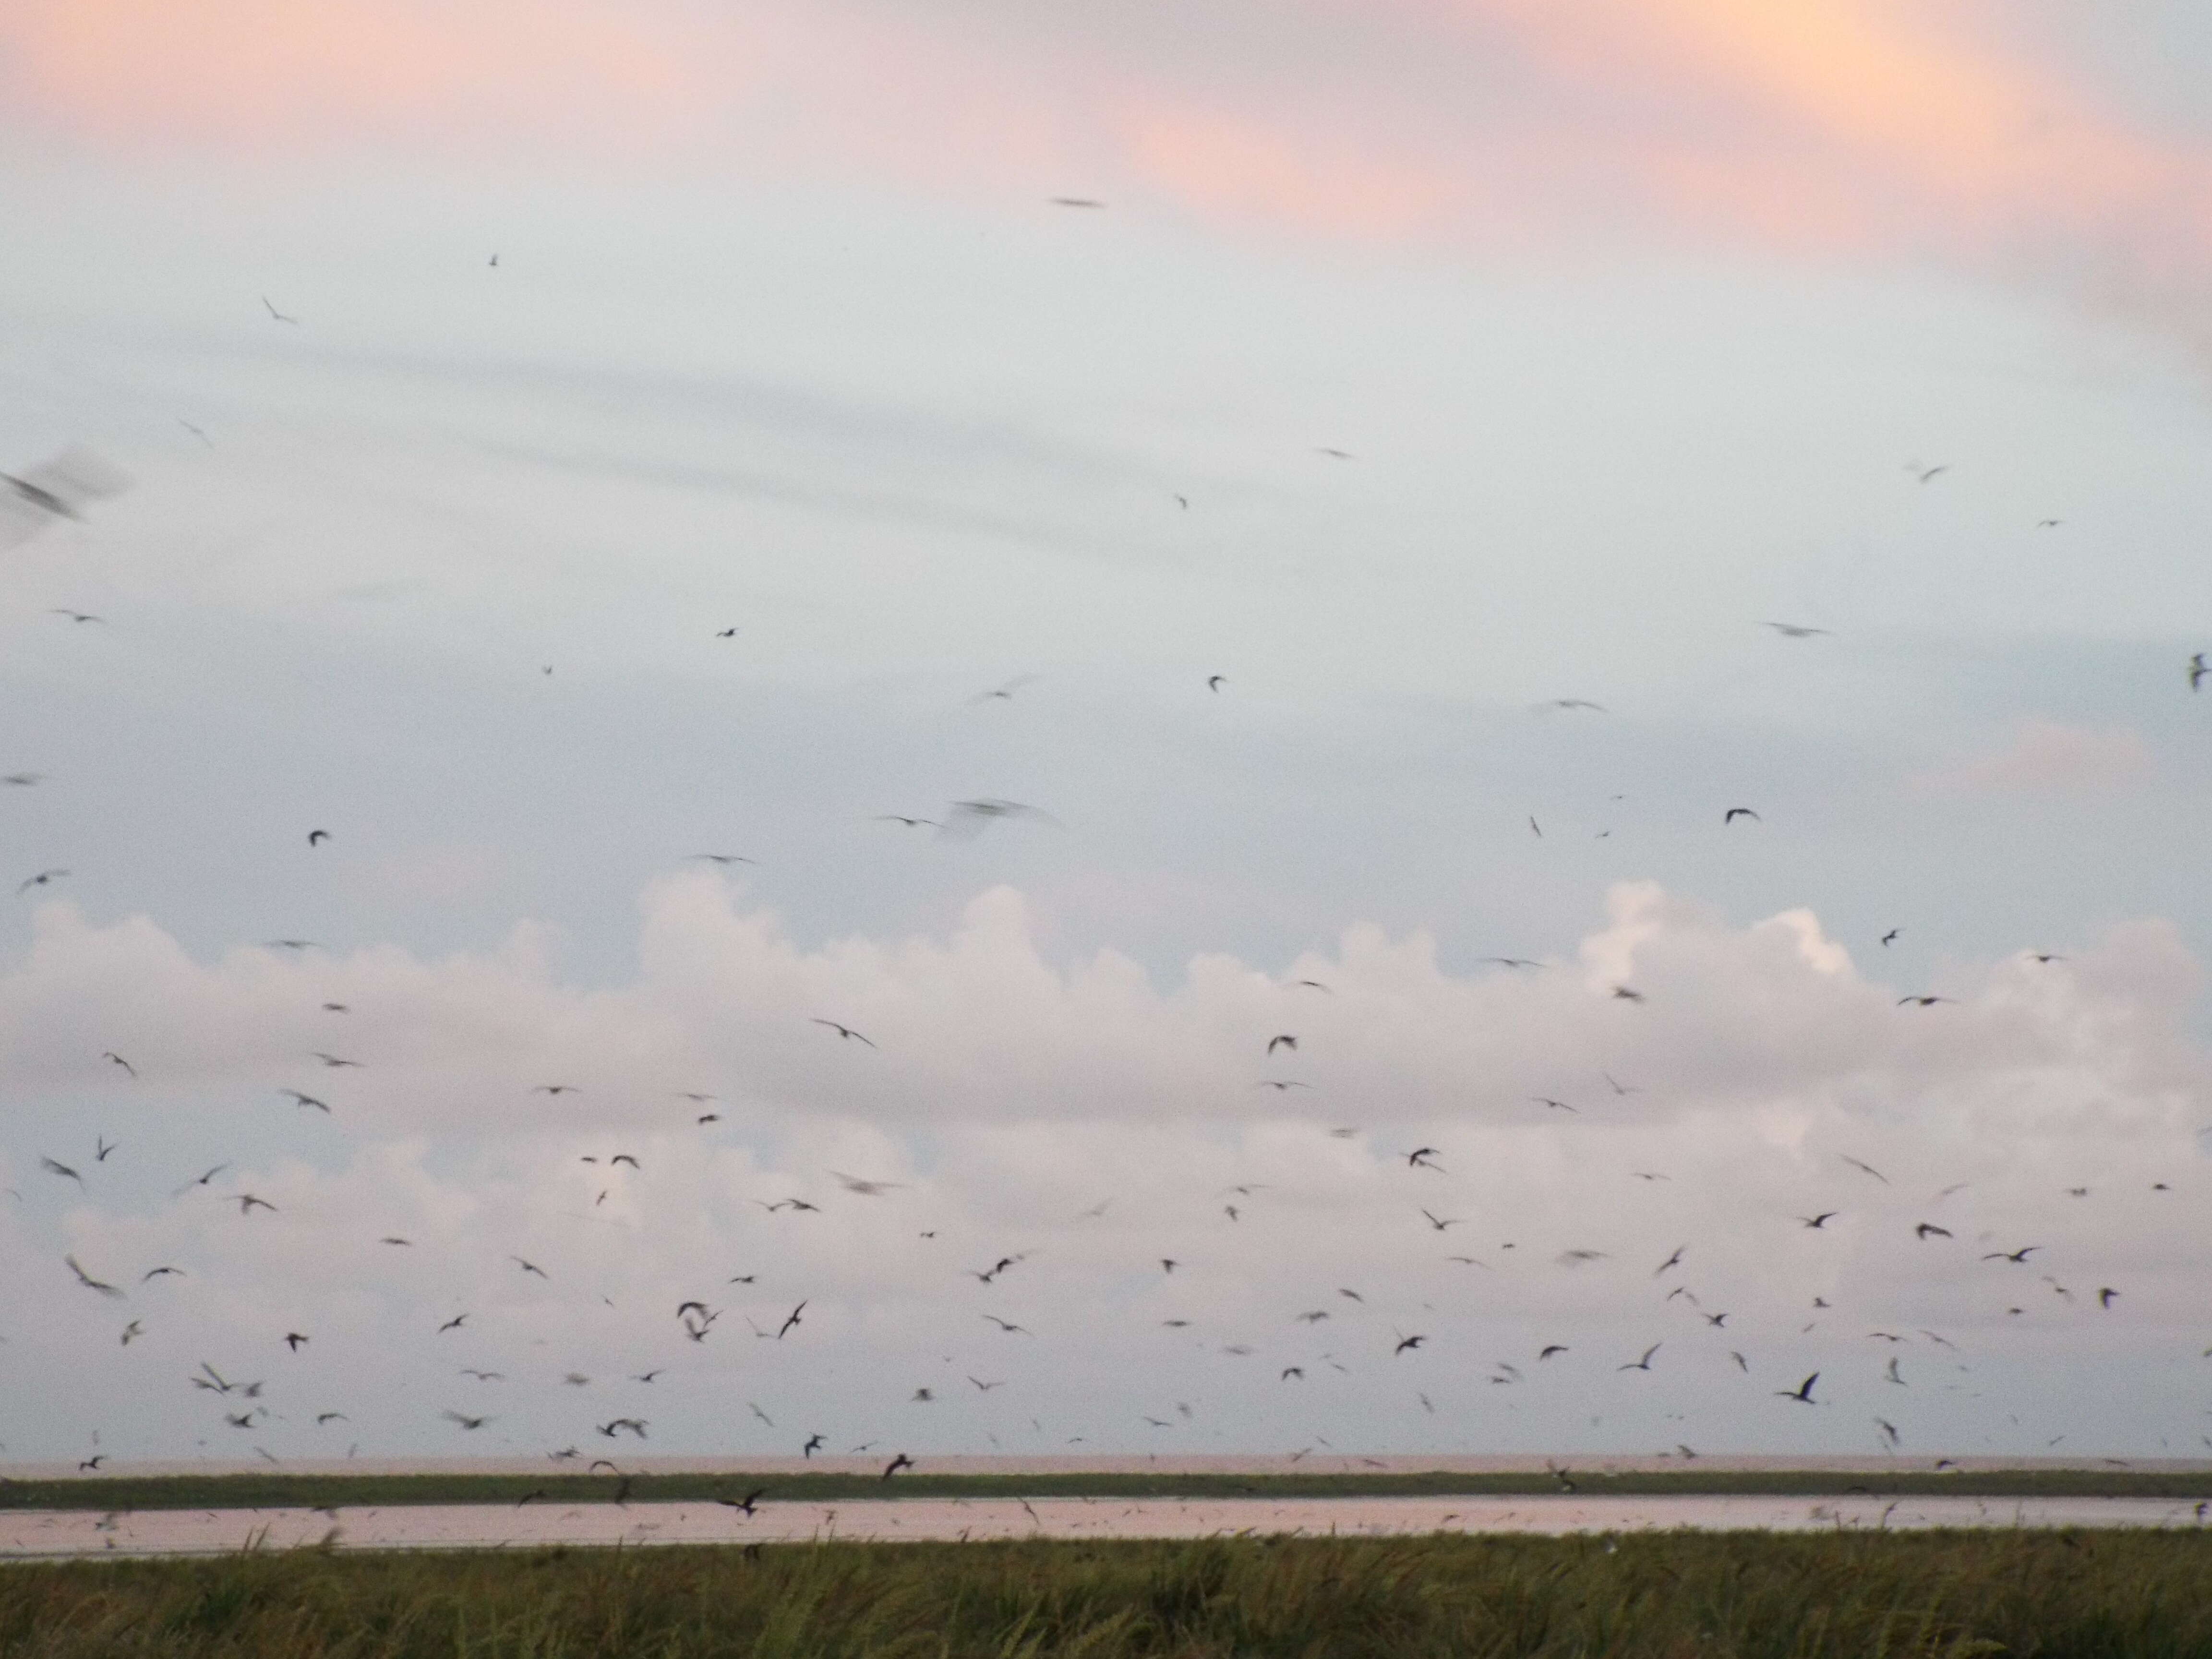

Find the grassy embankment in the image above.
[
  {"left": 5, "top": 1466, "right": 2209, "bottom": 1513},
  {"left": 7, "top": 1531, "right": 2212, "bottom": 1657}
]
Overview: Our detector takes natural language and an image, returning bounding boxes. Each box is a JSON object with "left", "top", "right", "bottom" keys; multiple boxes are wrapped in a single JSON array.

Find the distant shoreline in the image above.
[{"left": 7, "top": 1460, "right": 2210, "bottom": 1513}]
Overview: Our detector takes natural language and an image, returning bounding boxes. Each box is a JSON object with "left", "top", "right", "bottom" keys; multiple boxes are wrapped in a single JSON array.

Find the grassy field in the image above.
[
  {"left": 6, "top": 1531, "right": 2212, "bottom": 1657},
  {"left": 5, "top": 1466, "right": 2210, "bottom": 1514}
]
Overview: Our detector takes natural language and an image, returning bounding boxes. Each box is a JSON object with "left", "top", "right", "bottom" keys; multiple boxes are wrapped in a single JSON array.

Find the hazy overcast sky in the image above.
[{"left": 2, "top": 0, "right": 2209, "bottom": 1468}]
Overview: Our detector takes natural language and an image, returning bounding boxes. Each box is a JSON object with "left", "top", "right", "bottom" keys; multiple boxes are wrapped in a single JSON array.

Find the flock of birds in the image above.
[{"left": 4, "top": 250, "right": 2211, "bottom": 1479}]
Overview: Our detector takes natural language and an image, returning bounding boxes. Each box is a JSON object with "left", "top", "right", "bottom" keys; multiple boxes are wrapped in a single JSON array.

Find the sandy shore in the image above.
[{"left": 7, "top": 1494, "right": 2209, "bottom": 1559}]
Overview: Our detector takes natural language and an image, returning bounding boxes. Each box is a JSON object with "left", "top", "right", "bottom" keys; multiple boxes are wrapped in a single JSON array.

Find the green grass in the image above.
[
  {"left": 7, "top": 1531, "right": 2212, "bottom": 1656},
  {"left": 5, "top": 1467, "right": 2209, "bottom": 1514}
]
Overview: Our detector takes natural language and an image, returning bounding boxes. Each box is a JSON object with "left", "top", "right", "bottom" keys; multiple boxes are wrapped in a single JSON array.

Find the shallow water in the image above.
[{"left": 6, "top": 1495, "right": 2209, "bottom": 1558}]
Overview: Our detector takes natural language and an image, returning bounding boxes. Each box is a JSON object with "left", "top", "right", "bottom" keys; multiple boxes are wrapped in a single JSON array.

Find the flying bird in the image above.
[
  {"left": 1619, "top": 1344, "right": 1661, "bottom": 1372},
  {"left": 1776, "top": 1372, "right": 1819, "bottom": 1404},
  {"left": 40, "top": 1155, "right": 84, "bottom": 1188},
  {"left": 2192, "top": 653, "right": 2208, "bottom": 692},
  {"left": 1799, "top": 1212, "right": 1839, "bottom": 1230},
  {"left": 1763, "top": 623, "right": 1829, "bottom": 638},
  {"left": 810, "top": 1020, "right": 876, "bottom": 1047},
  {"left": 306, "top": 830, "right": 330, "bottom": 847},
  {"left": 1914, "top": 1223, "right": 1952, "bottom": 1240},
  {"left": 943, "top": 798, "right": 1056, "bottom": 836},
  {"left": 777, "top": 1301, "right": 806, "bottom": 1339},
  {"left": 1897, "top": 995, "right": 1952, "bottom": 1008},
  {"left": 2, "top": 445, "right": 128, "bottom": 543},
  {"left": 65, "top": 1255, "right": 123, "bottom": 1298},
  {"left": 882, "top": 1453, "right": 914, "bottom": 1478},
  {"left": 1723, "top": 808, "right": 1761, "bottom": 825},
  {"left": 1841, "top": 1157, "right": 1890, "bottom": 1185},
  {"left": 18, "top": 870, "right": 68, "bottom": 895},
  {"left": 102, "top": 1052, "right": 135, "bottom": 1078},
  {"left": 1880, "top": 929, "right": 1900, "bottom": 947},
  {"left": 1266, "top": 1034, "right": 1297, "bottom": 1055},
  {"left": 261, "top": 296, "right": 299, "bottom": 323}
]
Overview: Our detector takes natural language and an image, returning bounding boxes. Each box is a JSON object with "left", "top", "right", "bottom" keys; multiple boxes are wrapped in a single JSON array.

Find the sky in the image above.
[{"left": 1, "top": 0, "right": 2210, "bottom": 1468}]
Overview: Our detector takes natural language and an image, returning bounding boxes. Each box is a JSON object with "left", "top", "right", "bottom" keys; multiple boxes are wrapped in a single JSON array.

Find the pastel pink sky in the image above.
[{"left": 9, "top": 0, "right": 2212, "bottom": 289}]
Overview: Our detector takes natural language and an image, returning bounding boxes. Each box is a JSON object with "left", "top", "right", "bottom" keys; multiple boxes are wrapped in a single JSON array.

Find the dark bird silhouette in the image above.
[
  {"left": 438, "top": 1313, "right": 469, "bottom": 1333},
  {"left": 18, "top": 869, "right": 69, "bottom": 895},
  {"left": 1394, "top": 1334, "right": 1427, "bottom": 1355},
  {"left": 442, "top": 1410, "right": 493, "bottom": 1431},
  {"left": 102, "top": 1052, "right": 135, "bottom": 1078},
  {"left": 284, "top": 1333, "right": 308, "bottom": 1351},
  {"left": 1420, "top": 1209, "right": 1461, "bottom": 1231},
  {"left": 141, "top": 1265, "right": 183, "bottom": 1282},
  {"left": 882, "top": 1453, "right": 914, "bottom": 1478},
  {"left": 65, "top": 1255, "right": 123, "bottom": 1298},
  {"left": 1898, "top": 995, "right": 1952, "bottom": 1007},
  {"left": 41, "top": 1155, "right": 84, "bottom": 1188},
  {"left": 1915, "top": 1223, "right": 1952, "bottom": 1239},
  {"left": 1763, "top": 622, "right": 1829, "bottom": 638},
  {"left": 261, "top": 296, "right": 299, "bottom": 323},
  {"left": 1539, "top": 1345, "right": 1568, "bottom": 1359},
  {"left": 49, "top": 610, "right": 103, "bottom": 625},
  {"left": 312, "top": 1052, "right": 362, "bottom": 1068},
  {"left": 1723, "top": 808, "right": 1761, "bottom": 824},
  {"left": 282, "top": 1090, "right": 330, "bottom": 1113},
  {"left": 803, "top": 1433, "right": 824, "bottom": 1457},
  {"left": 875, "top": 815, "right": 940, "bottom": 829},
  {"left": 1841, "top": 1157, "right": 1889, "bottom": 1185},
  {"left": 1653, "top": 1246, "right": 1686, "bottom": 1276},
  {"left": 1611, "top": 986, "right": 1645, "bottom": 1002},
  {"left": 1050, "top": 198, "right": 1105, "bottom": 208},
  {"left": 1532, "top": 1097, "right": 1576, "bottom": 1114},
  {"left": 597, "top": 1418, "right": 648, "bottom": 1438},
  {"left": 1207, "top": 675, "right": 1226, "bottom": 692},
  {"left": 1255, "top": 1080, "right": 1310, "bottom": 1091},
  {"left": 777, "top": 1301, "right": 806, "bottom": 1339},
  {"left": 1619, "top": 1343, "right": 1661, "bottom": 1372},
  {"left": 1799, "top": 1212, "right": 1839, "bottom": 1230},
  {"left": 1909, "top": 461, "right": 1948, "bottom": 483},
  {"left": 1407, "top": 1147, "right": 1443, "bottom": 1170},
  {"left": 810, "top": 1020, "right": 876, "bottom": 1047},
  {"left": 718, "top": 1487, "right": 769, "bottom": 1515},
  {"left": 512, "top": 1257, "right": 548, "bottom": 1278},
  {"left": 1777, "top": 1372, "right": 1819, "bottom": 1403},
  {"left": 2098, "top": 1287, "right": 2119, "bottom": 1309},
  {"left": 944, "top": 798, "right": 1057, "bottom": 836},
  {"left": 307, "top": 830, "right": 330, "bottom": 847},
  {"left": 689, "top": 854, "right": 755, "bottom": 866},
  {"left": 1982, "top": 1247, "right": 2039, "bottom": 1264},
  {"left": 1266, "top": 1034, "right": 1297, "bottom": 1055},
  {"left": 1880, "top": 928, "right": 1900, "bottom": 946},
  {"left": 2191, "top": 653, "right": 2207, "bottom": 692},
  {"left": 233, "top": 1193, "right": 276, "bottom": 1214},
  {"left": 715, "top": 627, "right": 739, "bottom": 638}
]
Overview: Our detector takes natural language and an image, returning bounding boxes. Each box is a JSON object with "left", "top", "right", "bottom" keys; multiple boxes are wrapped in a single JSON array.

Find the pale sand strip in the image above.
[{"left": 6, "top": 1495, "right": 2209, "bottom": 1559}]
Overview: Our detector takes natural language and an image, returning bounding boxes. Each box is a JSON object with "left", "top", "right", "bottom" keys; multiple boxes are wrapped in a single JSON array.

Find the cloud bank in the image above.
[{"left": 5, "top": 876, "right": 2207, "bottom": 1463}]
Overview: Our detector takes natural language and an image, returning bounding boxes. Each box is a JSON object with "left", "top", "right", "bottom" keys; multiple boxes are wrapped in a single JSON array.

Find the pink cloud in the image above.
[
  {"left": 1921, "top": 720, "right": 2155, "bottom": 796},
  {"left": 9, "top": 0, "right": 2212, "bottom": 337}
]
